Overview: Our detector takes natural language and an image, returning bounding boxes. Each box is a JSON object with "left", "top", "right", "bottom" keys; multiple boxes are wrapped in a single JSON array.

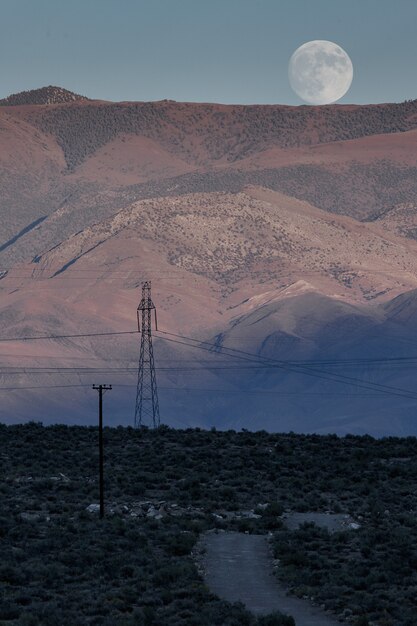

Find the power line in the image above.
[
  {"left": 154, "top": 331, "right": 417, "bottom": 401},
  {"left": 0, "top": 382, "right": 394, "bottom": 397},
  {"left": 0, "top": 330, "right": 139, "bottom": 343},
  {"left": 0, "top": 325, "right": 415, "bottom": 372},
  {"left": 157, "top": 386, "right": 384, "bottom": 397},
  {"left": 3, "top": 267, "right": 417, "bottom": 275},
  {"left": 3, "top": 359, "right": 417, "bottom": 374},
  {"left": 1, "top": 326, "right": 417, "bottom": 400},
  {"left": 0, "top": 384, "right": 93, "bottom": 391},
  {"left": 4, "top": 352, "right": 417, "bottom": 367},
  {"left": 0, "top": 264, "right": 189, "bottom": 272}
]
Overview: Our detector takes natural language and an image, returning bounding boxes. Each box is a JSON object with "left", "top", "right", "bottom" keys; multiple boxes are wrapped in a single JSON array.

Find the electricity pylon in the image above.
[{"left": 134, "top": 281, "right": 160, "bottom": 428}]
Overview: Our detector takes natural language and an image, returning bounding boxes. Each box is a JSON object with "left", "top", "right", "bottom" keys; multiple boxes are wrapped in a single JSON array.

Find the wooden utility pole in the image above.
[{"left": 92, "top": 384, "right": 112, "bottom": 518}]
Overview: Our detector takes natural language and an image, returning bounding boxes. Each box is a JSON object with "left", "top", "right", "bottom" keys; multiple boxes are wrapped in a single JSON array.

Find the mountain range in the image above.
[{"left": 2, "top": 86, "right": 417, "bottom": 435}]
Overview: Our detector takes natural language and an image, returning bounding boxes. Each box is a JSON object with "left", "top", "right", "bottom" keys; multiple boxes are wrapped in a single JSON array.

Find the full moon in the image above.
[{"left": 288, "top": 40, "right": 353, "bottom": 105}]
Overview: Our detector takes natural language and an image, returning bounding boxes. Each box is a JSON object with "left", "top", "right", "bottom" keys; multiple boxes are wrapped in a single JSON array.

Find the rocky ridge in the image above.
[{"left": 0, "top": 85, "right": 89, "bottom": 106}]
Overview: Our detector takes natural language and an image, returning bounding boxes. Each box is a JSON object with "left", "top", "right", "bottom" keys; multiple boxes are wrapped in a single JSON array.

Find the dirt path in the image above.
[{"left": 200, "top": 531, "right": 341, "bottom": 625}]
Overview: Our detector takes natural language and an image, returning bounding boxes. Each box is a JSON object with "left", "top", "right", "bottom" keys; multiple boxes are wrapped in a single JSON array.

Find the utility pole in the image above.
[
  {"left": 134, "top": 281, "right": 160, "bottom": 428},
  {"left": 92, "top": 384, "right": 112, "bottom": 518}
]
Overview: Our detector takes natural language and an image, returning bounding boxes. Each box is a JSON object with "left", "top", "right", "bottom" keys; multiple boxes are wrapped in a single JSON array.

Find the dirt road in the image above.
[{"left": 200, "top": 531, "right": 341, "bottom": 625}]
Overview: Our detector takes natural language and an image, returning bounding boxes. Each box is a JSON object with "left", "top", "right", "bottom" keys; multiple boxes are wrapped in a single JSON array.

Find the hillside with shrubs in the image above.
[
  {"left": 1, "top": 423, "right": 417, "bottom": 625},
  {"left": 3, "top": 88, "right": 417, "bottom": 265},
  {"left": 19, "top": 97, "right": 417, "bottom": 170}
]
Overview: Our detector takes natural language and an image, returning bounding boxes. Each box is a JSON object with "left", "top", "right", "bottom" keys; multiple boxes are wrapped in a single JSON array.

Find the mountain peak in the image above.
[{"left": 0, "top": 86, "right": 89, "bottom": 106}]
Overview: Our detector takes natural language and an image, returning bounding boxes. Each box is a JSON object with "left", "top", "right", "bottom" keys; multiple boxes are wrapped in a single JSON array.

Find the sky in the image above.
[{"left": 0, "top": 0, "right": 416, "bottom": 105}]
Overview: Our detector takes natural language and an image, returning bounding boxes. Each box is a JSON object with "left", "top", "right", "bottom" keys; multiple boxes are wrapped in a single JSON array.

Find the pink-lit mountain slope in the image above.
[
  {"left": 2, "top": 186, "right": 417, "bottom": 434},
  {"left": 3, "top": 89, "right": 417, "bottom": 433}
]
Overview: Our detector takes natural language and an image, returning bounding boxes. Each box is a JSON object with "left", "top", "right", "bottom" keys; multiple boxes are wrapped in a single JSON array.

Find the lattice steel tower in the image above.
[{"left": 134, "top": 281, "right": 160, "bottom": 428}]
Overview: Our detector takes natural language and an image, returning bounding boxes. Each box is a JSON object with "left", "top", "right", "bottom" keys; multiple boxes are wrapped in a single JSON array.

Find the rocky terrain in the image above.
[{"left": 3, "top": 88, "right": 417, "bottom": 433}]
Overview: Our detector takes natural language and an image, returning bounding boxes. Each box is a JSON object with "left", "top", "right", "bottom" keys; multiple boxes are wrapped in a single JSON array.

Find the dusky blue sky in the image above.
[{"left": 0, "top": 0, "right": 416, "bottom": 105}]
